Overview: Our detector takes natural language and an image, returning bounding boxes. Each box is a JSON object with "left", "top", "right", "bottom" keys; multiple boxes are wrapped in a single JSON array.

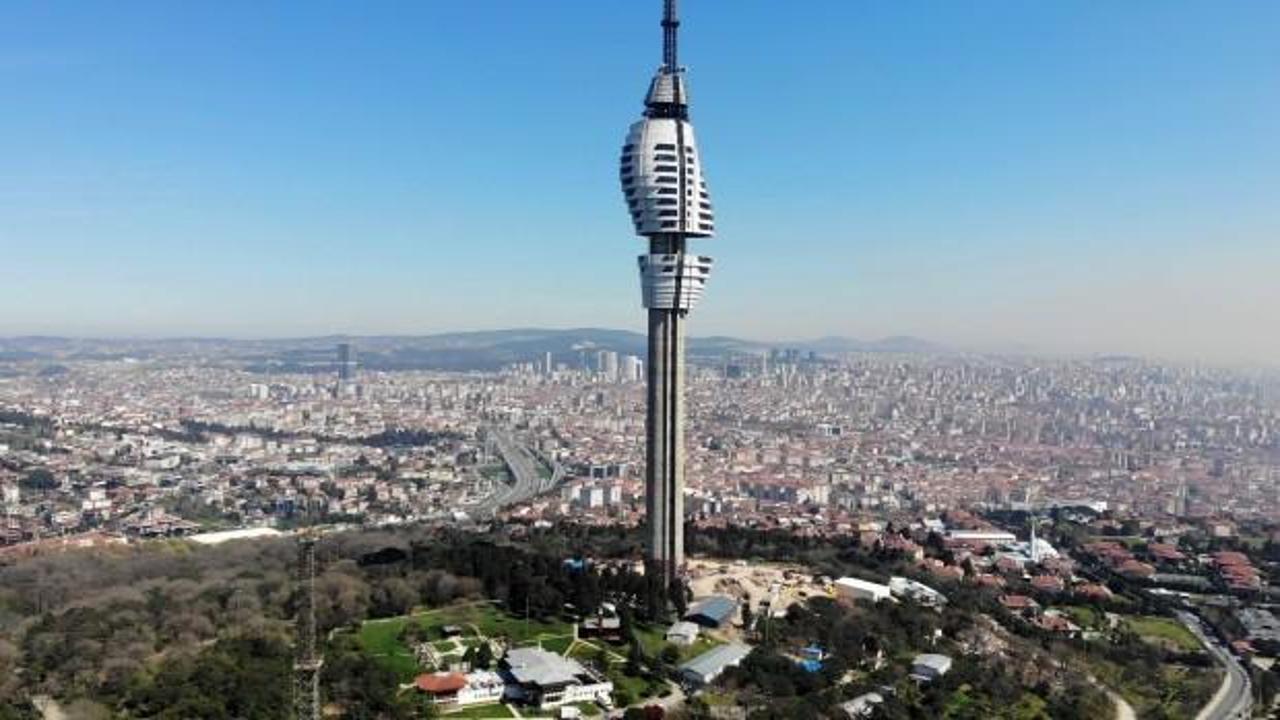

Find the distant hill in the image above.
[{"left": 0, "top": 328, "right": 948, "bottom": 373}]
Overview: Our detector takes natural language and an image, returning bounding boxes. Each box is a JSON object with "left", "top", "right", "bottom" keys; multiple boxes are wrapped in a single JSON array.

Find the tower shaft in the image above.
[
  {"left": 645, "top": 237, "right": 687, "bottom": 586},
  {"left": 621, "top": 0, "right": 717, "bottom": 600}
]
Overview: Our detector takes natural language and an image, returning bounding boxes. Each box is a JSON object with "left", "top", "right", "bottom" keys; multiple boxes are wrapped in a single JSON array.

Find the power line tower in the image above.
[{"left": 294, "top": 534, "right": 322, "bottom": 720}]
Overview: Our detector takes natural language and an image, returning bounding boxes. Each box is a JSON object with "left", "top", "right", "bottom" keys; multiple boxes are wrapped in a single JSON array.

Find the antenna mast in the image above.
[
  {"left": 662, "top": 0, "right": 679, "bottom": 70},
  {"left": 294, "top": 534, "right": 322, "bottom": 720}
]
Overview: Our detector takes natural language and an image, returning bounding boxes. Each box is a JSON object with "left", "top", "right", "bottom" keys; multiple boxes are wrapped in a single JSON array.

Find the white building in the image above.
[
  {"left": 910, "top": 653, "right": 953, "bottom": 683},
  {"left": 834, "top": 577, "right": 892, "bottom": 604},
  {"left": 889, "top": 577, "right": 948, "bottom": 608},
  {"left": 665, "top": 620, "right": 701, "bottom": 647},
  {"left": 414, "top": 670, "right": 505, "bottom": 707},
  {"left": 945, "top": 529, "right": 1018, "bottom": 544},
  {"left": 501, "top": 647, "right": 613, "bottom": 710},
  {"left": 840, "top": 692, "right": 885, "bottom": 718}
]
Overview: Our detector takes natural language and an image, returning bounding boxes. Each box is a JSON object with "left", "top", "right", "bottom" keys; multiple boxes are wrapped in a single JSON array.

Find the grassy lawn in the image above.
[
  {"left": 358, "top": 618, "right": 421, "bottom": 679},
  {"left": 1057, "top": 605, "right": 1103, "bottom": 630},
  {"left": 441, "top": 703, "right": 515, "bottom": 718},
  {"left": 573, "top": 638, "right": 663, "bottom": 703},
  {"left": 609, "top": 670, "right": 656, "bottom": 701},
  {"left": 632, "top": 622, "right": 723, "bottom": 662},
  {"left": 680, "top": 636, "right": 722, "bottom": 662},
  {"left": 1090, "top": 657, "right": 1221, "bottom": 719},
  {"left": 700, "top": 690, "right": 736, "bottom": 707},
  {"left": 357, "top": 602, "right": 576, "bottom": 680},
  {"left": 1123, "top": 615, "right": 1202, "bottom": 652},
  {"left": 539, "top": 635, "right": 574, "bottom": 655}
]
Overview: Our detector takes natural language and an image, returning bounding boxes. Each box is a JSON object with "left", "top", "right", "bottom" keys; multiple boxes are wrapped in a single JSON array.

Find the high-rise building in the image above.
[
  {"left": 621, "top": 354, "right": 644, "bottom": 383},
  {"left": 336, "top": 343, "right": 357, "bottom": 383},
  {"left": 597, "top": 349, "right": 619, "bottom": 382},
  {"left": 619, "top": 0, "right": 717, "bottom": 591}
]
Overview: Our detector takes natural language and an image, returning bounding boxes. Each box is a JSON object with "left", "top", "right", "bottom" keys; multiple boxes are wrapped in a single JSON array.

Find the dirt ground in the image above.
[{"left": 685, "top": 557, "right": 829, "bottom": 631}]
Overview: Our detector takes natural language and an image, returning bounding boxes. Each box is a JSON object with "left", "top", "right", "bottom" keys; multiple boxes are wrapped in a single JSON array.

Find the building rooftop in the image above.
[
  {"left": 679, "top": 641, "right": 752, "bottom": 679},
  {"left": 414, "top": 672, "right": 466, "bottom": 694},
  {"left": 504, "top": 646, "right": 588, "bottom": 688},
  {"left": 685, "top": 595, "right": 738, "bottom": 626}
]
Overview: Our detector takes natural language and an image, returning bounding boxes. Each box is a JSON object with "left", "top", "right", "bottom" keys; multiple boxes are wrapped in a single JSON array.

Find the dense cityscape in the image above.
[
  {"left": 3, "top": 341, "right": 1280, "bottom": 544},
  {"left": 3, "top": 0, "right": 1277, "bottom": 718},
  {"left": 2, "top": 337, "right": 1279, "bottom": 718}
]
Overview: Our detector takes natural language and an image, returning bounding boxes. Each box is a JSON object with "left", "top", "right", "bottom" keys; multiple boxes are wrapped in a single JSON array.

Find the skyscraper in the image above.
[
  {"left": 621, "top": 354, "right": 644, "bottom": 384},
  {"left": 336, "top": 343, "right": 357, "bottom": 383},
  {"left": 597, "top": 349, "right": 619, "bottom": 382},
  {"left": 619, "top": 0, "right": 716, "bottom": 591}
]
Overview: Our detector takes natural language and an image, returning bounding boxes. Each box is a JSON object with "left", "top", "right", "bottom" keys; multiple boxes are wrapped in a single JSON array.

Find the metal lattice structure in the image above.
[{"left": 293, "top": 535, "right": 322, "bottom": 720}]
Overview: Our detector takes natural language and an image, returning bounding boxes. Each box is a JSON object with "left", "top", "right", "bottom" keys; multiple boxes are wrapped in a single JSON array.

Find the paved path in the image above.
[{"left": 1109, "top": 690, "right": 1137, "bottom": 720}]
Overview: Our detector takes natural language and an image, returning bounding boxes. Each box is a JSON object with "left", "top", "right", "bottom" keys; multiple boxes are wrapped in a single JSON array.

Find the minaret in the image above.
[
  {"left": 619, "top": 0, "right": 716, "bottom": 591},
  {"left": 1029, "top": 521, "right": 1039, "bottom": 565}
]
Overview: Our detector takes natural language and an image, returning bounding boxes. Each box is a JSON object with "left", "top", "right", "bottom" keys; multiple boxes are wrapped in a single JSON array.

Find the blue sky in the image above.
[{"left": 1, "top": 1, "right": 1277, "bottom": 362}]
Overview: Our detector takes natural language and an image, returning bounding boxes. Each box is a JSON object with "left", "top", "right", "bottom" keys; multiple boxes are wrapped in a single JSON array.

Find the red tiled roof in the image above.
[
  {"left": 415, "top": 672, "right": 466, "bottom": 694},
  {"left": 1000, "top": 594, "right": 1039, "bottom": 610}
]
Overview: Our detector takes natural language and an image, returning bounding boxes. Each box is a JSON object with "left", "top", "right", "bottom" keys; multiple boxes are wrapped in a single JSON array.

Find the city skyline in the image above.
[{"left": 2, "top": 1, "right": 1278, "bottom": 366}]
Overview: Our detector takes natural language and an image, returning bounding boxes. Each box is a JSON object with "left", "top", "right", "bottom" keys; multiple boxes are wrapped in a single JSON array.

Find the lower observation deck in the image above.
[{"left": 638, "top": 253, "right": 713, "bottom": 311}]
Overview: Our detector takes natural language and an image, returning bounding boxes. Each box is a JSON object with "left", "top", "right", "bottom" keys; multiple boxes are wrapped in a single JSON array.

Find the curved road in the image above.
[
  {"left": 1176, "top": 611, "right": 1252, "bottom": 720},
  {"left": 470, "top": 429, "right": 564, "bottom": 517}
]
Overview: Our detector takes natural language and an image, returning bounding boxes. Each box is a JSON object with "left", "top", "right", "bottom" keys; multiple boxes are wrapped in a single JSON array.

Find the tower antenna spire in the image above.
[{"left": 662, "top": 0, "right": 679, "bottom": 70}]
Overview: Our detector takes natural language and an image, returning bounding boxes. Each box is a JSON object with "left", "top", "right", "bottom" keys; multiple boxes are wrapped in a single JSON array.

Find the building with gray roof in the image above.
[
  {"left": 501, "top": 647, "right": 613, "bottom": 709},
  {"left": 685, "top": 595, "right": 738, "bottom": 628},
  {"left": 679, "top": 642, "right": 752, "bottom": 686},
  {"left": 909, "top": 653, "right": 953, "bottom": 683}
]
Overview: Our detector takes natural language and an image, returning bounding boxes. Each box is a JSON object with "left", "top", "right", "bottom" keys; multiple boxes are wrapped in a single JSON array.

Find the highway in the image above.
[
  {"left": 469, "top": 429, "right": 563, "bottom": 518},
  {"left": 1176, "top": 611, "right": 1252, "bottom": 720}
]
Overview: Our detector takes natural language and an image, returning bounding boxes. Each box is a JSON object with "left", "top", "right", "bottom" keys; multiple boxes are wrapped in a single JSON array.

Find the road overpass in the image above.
[{"left": 469, "top": 429, "right": 564, "bottom": 517}]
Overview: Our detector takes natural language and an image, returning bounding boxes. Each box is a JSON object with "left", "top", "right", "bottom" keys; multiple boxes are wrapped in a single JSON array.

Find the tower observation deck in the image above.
[{"left": 618, "top": 0, "right": 716, "bottom": 593}]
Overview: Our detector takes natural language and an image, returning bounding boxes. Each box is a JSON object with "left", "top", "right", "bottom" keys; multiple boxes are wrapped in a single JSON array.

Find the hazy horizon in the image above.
[{"left": 2, "top": 1, "right": 1277, "bottom": 366}]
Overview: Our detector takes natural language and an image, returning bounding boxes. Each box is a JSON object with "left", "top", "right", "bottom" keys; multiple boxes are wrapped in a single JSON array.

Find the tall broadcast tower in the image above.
[{"left": 619, "top": 0, "right": 716, "bottom": 591}]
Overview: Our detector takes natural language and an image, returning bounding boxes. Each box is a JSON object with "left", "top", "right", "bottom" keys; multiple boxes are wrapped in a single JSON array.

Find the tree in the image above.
[
  {"left": 668, "top": 578, "right": 688, "bottom": 618},
  {"left": 626, "top": 638, "right": 646, "bottom": 676},
  {"left": 614, "top": 687, "right": 636, "bottom": 709},
  {"left": 474, "top": 641, "right": 494, "bottom": 670},
  {"left": 659, "top": 643, "right": 680, "bottom": 668}
]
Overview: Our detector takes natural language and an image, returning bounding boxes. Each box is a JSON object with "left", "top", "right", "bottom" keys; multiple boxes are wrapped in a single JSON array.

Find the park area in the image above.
[
  {"left": 1122, "top": 614, "right": 1203, "bottom": 652},
  {"left": 353, "top": 601, "right": 727, "bottom": 713},
  {"left": 356, "top": 601, "right": 576, "bottom": 680}
]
